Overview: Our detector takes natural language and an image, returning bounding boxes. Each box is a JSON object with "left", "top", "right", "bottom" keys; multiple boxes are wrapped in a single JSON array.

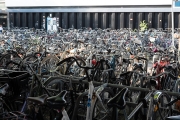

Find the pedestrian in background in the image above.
[
  {"left": 0, "top": 25, "right": 3, "bottom": 33},
  {"left": 0, "top": 25, "right": 3, "bottom": 38},
  {"left": 35, "top": 21, "right": 38, "bottom": 29}
]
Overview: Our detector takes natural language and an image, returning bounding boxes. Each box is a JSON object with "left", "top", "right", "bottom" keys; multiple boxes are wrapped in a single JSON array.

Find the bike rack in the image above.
[
  {"left": 38, "top": 74, "right": 180, "bottom": 119},
  {"left": 40, "top": 74, "right": 178, "bottom": 94}
]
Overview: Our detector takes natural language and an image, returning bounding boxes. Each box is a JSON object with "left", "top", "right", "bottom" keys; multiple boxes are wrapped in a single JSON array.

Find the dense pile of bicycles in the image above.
[{"left": 0, "top": 27, "right": 180, "bottom": 120}]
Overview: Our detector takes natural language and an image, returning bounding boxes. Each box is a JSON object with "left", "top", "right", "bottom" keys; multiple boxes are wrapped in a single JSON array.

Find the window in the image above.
[{"left": 175, "top": 1, "right": 180, "bottom": 7}]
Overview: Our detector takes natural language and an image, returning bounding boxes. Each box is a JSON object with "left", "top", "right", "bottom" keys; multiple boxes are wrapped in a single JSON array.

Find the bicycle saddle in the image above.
[
  {"left": 0, "top": 83, "right": 9, "bottom": 96},
  {"left": 46, "top": 90, "right": 67, "bottom": 110},
  {"left": 107, "top": 87, "right": 128, "bottom": 110},
  {"left": 166, "top": 115, "right": 180, "bottom": 120},
  {"left": 27, "top": 94, "right": 48, "bottom": 105}
]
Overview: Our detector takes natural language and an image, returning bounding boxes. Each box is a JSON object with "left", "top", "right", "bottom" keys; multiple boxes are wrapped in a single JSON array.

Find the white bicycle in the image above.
[{"left": 56, "top": 57, "right": 114, "bottom": 120}]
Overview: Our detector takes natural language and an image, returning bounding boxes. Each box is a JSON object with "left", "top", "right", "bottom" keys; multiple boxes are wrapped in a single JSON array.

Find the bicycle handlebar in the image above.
[
  {"left": 135, "top": 56, "right": 148, "bottom": 61},
  {"left": 134, "top": 71, "right": 177, "bottom": 80},
  {"left": 56, "top": 57, "right": 105, "bottom": 70},
  {"left": 128, "top": 56, "right": 148, "bottom": 61}
]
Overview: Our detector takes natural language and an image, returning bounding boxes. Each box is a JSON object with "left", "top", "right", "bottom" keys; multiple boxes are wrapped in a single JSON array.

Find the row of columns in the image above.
[{"left": 9, "top": 12, "right": 180, "bottom": 29}]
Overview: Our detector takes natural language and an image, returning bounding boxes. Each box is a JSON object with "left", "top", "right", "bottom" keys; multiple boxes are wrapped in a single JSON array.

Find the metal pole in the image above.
[
  {"left": 7, "top": 12, "right": 10, "bottom": 30},
  {"left": 172, "top": 0, "right": 175, "bottom": 47}
]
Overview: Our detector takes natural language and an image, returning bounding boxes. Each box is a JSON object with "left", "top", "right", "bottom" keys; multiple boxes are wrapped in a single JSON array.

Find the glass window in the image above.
[{"left": 175, "top": 1, "right": 180, "bottom": 7}]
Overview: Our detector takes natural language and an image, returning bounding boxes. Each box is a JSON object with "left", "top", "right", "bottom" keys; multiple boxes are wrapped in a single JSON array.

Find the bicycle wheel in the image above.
[
  {"left": 170, "top": 79, "right": 180, "bottom": 115},
  {"left": 41, "top": 55, "right": 61, "bottom": 76},
  {"left": 162, "top": 68, "right": 176, "bottom": 91},
  {"left": 43, "top": 78, "right": 65, "bottom": 96},
  {"left": 76, "top": 93, "right": 89, "bottom": 120},
  {"left": 44, "top": 78, "right": 87, "bottom": 120},
  {"left": 65, "top": 58, "right": 86, "bottom": 77},
  {"left": 113, "top": 76, "right": 127, "bottom": 94},
  {"left": 28, "top": 79, "right": 65, "bottom": 119},
  {"left": 152, "top": 92, "right": 171, "bottom": 120},
  {"left": 129, "top": 67, "right": 144, "bottom": 103},
  {"left": 40, "top": 106, "right": 57, "bottom": 120},
  {"left": 92, "top": 61, "right": 110, "bottom": 82},
  {"left": 75, "top": 106, "right": 86, "bottom": 120},
  {"left": 26, "top": 102, "right": 57, "bottom": 120},
  {"left": 23, "top": 55, "right": 38, "bottom": 73},
  {"left": 92, "top": 88, "right": 114, "bottom": 120}
]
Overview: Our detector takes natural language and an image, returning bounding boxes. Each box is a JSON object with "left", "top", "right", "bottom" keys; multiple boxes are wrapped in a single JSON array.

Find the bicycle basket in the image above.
[{"left": 0, "top": 71, "right": 30, "bottom": 96}]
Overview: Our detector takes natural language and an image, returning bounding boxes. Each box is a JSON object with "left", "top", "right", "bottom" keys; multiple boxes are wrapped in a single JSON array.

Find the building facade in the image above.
[
  {"left": 0, "top": 0, "right": 7, "bottom": 27},
  {"left": 5, "top": 0, "right": 180, "bottom": 29}
]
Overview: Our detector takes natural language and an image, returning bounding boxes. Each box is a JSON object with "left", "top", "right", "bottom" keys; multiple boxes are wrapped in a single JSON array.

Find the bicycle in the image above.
[{"left": 56, "top": 56, "right": 114, "bottom": 120}]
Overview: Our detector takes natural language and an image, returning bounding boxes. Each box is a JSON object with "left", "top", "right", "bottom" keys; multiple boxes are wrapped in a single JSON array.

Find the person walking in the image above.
[
  {"left": 0, "top": 25, "right": 3, "bottom": 38},
  {"left": 35, "top": 21, "right": 38, "bottom": 29},
  {"left": 0, "top": 25, "right": 3, "bottom": 33}
]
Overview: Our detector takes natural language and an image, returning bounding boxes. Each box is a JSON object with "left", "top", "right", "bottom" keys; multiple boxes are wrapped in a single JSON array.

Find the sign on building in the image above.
[{"left": 47, "top": 17, "right": 58, "bottom": 33}]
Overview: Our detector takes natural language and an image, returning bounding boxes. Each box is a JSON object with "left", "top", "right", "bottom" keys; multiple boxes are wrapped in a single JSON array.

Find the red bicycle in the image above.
[{"left": 151, "top": 52, "right": 170, "bottom": 90}]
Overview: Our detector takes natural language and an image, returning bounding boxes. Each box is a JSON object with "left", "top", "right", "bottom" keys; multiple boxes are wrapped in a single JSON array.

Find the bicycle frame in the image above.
[
  {"left": 61, "top": 108, "right": 70, "bottom": 120},
  {"left": 86, "top": 81, "right": 108, "bottom": 120},
  {"left": 147, "top": 90, "right": 171, "bottom": 120},
  {"left": 152, "top": 55, "right": 170, "bottom": 89},
  {"left": 56, "top": 57, "right": 112, "bottom": 120}
]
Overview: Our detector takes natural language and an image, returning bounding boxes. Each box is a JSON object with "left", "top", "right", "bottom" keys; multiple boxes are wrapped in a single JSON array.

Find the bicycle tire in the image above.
[
  {"left": 40, "top": 105, "right": 57, "bottom": 120},
  {"left": 23, "top": 54, "right": 39, "bottom": 73},
  {"left": 152, "top": 92, "right": 171, "bottom": 120},
  {"left": 43, "top": 78, "right": 65, "bottom": 96},
  {"left": 129, "top": 66, "right": 144, "bottom": 103},
  {"left": 168, "top": 77, "right": 180, "bottom": 115},
  {"left": 113, "top": 78, "right": 126, "bottom": 94},
  {"left": 41, "top": 55, "right": 61, "bottom": 75},
  {"left": 162, "top": 68, "right": 176, "bottom": 91},
  {"left": 26, "top": 87, "right": 57, "bottom": 120},
  {"left": 75, "top": 104, "right": 87, "bottom": 120},
  {"left": 65, "top": 58, "right": 86, "bottom": 76},
  {"left": 92, "top": 61, "right": 111, "bottom": 83},
  {"left": 44, "top": 78, "right": 86, "bottom": 120}
]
